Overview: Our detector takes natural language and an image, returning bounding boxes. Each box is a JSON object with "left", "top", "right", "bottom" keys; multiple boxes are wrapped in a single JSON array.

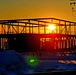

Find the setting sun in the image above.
[{"left": 48, "top": 24, "right": 56, "bottom": 32}]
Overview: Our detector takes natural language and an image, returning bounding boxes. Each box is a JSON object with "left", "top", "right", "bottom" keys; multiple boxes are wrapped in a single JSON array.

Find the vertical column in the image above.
[
  {"left": 67, "top": 37, "right": 69, "bottom": 48},
  {"left": 65, "top": 37, "right": 67, "bottom": 48},
  {"left": 32, "top": 24, "right": 33, "bottom": 34},
  {"left": 69, "top": 23, "right": 71, "bottom": 35},
  {"left": 29, "top": 20, "right": 31, "bottom": 33},
  {"left": 74, "top": 37, "right": 75, "bottom": 48},
  {"left": 65, "top": 22, "right": 66, "bottom": 35},
  {"left": 18, "top": 23, "right": 19, "bottom": 33},
  {"left": 62, "top": 37, "right": 64, "bottom": 48},
  {"left": 38, "top": 21, "right": 40, "bottom": 34},
  {"left": 74, "top": 23, "right": 75, "bottom": 35},
  {"left": 71, "top": 37, "right": 73, "bottom": 48},
  {"left": 44, "top": 23, "right": 46, "bottom": 34},
  {"left": 56, "top": 37, "right": 58, "bottom": 49},
  {"left": 60, "top": 37, "right": 62, "bottom": 49},
  {"left": 59, "top": 21, "right": 60, "bottom": 34},
  {"left": 68, "top": 37, "right": 70, "bottom": 48}
]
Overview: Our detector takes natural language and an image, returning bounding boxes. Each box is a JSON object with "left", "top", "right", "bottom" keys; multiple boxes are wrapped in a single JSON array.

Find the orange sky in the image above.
[{"left": 0, "top": 0, "right": 76, "bottom": 22}]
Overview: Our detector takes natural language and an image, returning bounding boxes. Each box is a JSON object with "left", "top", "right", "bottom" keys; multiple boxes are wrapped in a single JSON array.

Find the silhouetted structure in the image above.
[{"left": 0, "top": 18, "right": 76, "bottom": 52}]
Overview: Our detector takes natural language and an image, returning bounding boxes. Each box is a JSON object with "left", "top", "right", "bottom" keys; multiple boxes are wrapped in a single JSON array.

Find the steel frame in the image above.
[
  {"left": 0, "top": 18, "right": 76, "bottom": 35},
  {"left": 0, "top": 18, "right": 76, "bottom": 51}
]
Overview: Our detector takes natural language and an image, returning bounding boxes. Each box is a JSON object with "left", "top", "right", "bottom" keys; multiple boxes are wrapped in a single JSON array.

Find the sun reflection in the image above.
[
  {"left": 71, "top": 60, "right": 76, "bottom": 64},
  {"left": 59, "top": 60, "right": 66, "bottom": 64}
]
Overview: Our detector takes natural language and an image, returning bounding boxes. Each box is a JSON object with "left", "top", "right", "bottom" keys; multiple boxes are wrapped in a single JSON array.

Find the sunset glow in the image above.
[{"left": 48, "top": 24, "right": 56, "bottom": 32}]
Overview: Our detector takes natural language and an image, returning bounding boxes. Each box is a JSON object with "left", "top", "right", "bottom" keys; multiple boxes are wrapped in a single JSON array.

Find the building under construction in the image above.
[{"left": 0, "top": 18, "right": 76, "bottom": 53}]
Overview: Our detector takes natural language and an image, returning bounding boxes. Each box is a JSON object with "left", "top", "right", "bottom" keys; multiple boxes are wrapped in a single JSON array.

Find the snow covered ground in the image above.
[{"left": 0, "top": 50, "right": 76, "bottom": 75}]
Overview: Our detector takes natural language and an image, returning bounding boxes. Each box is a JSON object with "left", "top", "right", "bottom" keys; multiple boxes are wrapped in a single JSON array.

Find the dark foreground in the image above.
[
  {"left": 24, "top": 71, "right": 76, "bottom": 75},
  {"left": 0, "top": 50, "right": 76, "bottom": 75}
]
